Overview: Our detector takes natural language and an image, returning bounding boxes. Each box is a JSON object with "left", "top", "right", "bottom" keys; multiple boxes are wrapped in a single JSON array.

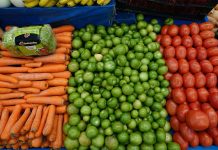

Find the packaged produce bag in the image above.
[{"left": 2, "top": 24, "right": 56, "bottom": 56}]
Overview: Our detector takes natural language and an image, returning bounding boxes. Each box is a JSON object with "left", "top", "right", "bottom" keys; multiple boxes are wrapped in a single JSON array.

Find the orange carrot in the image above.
[
  {"left": 62, "top": 94, "right": 68, "bottom": 101},
  {"left": 39, "top": 86, "right": 66, "bottom": 96},
  {"left": 11, "top": 108, "right": 31, "bottom": 137},
  {"left": 5, "top": 104, "right": 39, "bottom": 112},
  {"left": 52, "top": 115, "right": 63, "bottom": 149},
  {"left": 47, "top": 78, "right": 68, "bottom": 86},
  {"left": 0, "top": 51, "right": 13, "bottom": 57},
  {"left": 12, "top": 143, "right": 19, "bottom": 149},
  {"left": 24, "top": 94, "right": 38, "bottom": 99},
  {"left": 55, "top": 47, "right": 70, "bottom": 54},
  {"left": 31, "top": 136, "right": 42, "bottom": 147},
  {"left": 0, "top": 105, "right": 2, "bottom": 118},
  {"left": 24, "top": 62, "right": 42, "bottom": 68},
  {"left": 31, "top": 105, "right": 43, "bottom": 132},
  {"left": 0, "top": 92, "right": 25, "bottom": 100},
  {"left": 5, "top": 144, "right": 11, "bottom": 149},
  {"left": 28, "top": 64, "right": 66, "bottom": 73},
  {"left": 21, "top": 107, "right": 37, "bottom": 135},
  {"left": 32, "top": 81, "right": 48, "bottom": 90},
  {"left": 1, "top": 105, "right": 22, "bottom": 140},
  {"left": 41, "top": 140, "right": 49, "bottom": 148},
  {"left": 51, "top": 71, "right": 71, "bottom": 79},
  {"left": 0, "top": 88, "right": 13, "bottom": 94},
  {"left": 53, "top": 25, "right": 74, "bottom": 34},
  {"left": 21, "top": 144, "right": 28, "bottom": 149},
  {"left": 57, "top": 43, "right": 71, "bottom": 49},
  {"left": 8, "top": 138, "right": 17, "bottom": 145},
  {"left": 55, "top": 32, "right": 72, "bottom": 37},
  {"left": 18, "top": 88, "right": 40, "bottom": 94},
  {"left": 26, "top": 96, "right": 64, "bottom": 105},
  {"left": 64, "top": 113, "right": 68, "bottom": 125},
  {"left": 56, "top": 36, "right": 72, "bottom": 44},
  {"left": 18, "top": 136, "right": 26, "bottom": 144},
  {"left": 28, "top": 131, "right": 35, "bottom": 139},
  {"left": 43, "top": 105, "right": 56, "bottom": 136},
  {"left": 0, "top": 57, "right": 32, "bottom": 66},
  {"left": 0, "top": 67, "right": 29, "bottom": 73},
  {"left": 17, "top": 81, "right": 32, "bottom": 88},
  {"left": 0, "top": 74, "right": 18, "bottom": 83},
  {"left": 48, "top": 115, "right": 58, "bottom": 142},
  {"left": 0, "top": 81, "right": 16, "bottom": 88},
  {"left": 35, "top": 107, "right": 49, "bottom": 138},
  {"left": 11, "top": 73, "right": 53, "bottom": 81},
  {"left": 0, "top": 108, "right": 9, "bottom": 135},
  {"left": 34, "top": 54, "right": 67, "bottom": 63},
  {"left": 0, "top": 99, "right": 26, "bottom": 106}
]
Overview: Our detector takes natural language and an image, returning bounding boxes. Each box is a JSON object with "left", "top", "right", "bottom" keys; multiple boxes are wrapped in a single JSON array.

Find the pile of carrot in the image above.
[{"left": 0, "top": 25, "right": 74, "bottom": 149}]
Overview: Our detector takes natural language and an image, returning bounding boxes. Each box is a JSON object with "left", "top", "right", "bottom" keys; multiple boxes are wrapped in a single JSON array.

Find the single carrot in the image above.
[
  {"left": 11, "top": 73, "right": 53, "bottom": 81},
  {"left": 0, "top": 74, "right": 18, "bottom": 83},
  {"left": 62, "top": 94, "right": 68, "bottom": 101},
  {"left": 1, "top": 105, "right": 22, "bottom": 140},
  {"left": 0, "top": 108, "right": 9, "bottom": 135},
  {"left": 18, "top": 88, "right": 40, "bottom": 94},
  {"left": 55, "top": 32, "right": 72, "bottom": 37},
  {"left": 56, "top": 36, "right": 72, "bottom": 44},
  {"left": 0, "top": 57, "right": 32, "bottom": 66},
  {"left": 24, "top": 94, "right": 38, "bottom": 99},
  {"left": 26, "top": 96, "right": 64, "bottom": 105},
  {"left": 48, "top": 115, "right": 58, "bottom": 142},
  {"left": 24, "top": 62, "right": 42, "bottom": 68},
  {"left": 55, "top": 47, "right": 70, "bottom": 54},
  {"left": 11, "top": 108, "right": 31, "bottom": 137},
  {"left": 8, "top": 138, "right": 17, "bottom": 145},
  {"left": 21, "top": 144, "right": 29, "bottom": 150},
  {"left": 39, "top": 86, "right": 66, "bottom": 96},
  {"left": 43, "top": 105, "right": 56, "bottom": 136},
  {"left": 31, "top": 136, "right": 42, "bottom": 147},
  {"left": 31, "top": 105, "right": 43, "bottom": 132},
  {"left": 0, "top": 99, "right": 26, "bottom": 106},
  {"left": 0, "top": 51, "right": 13, "bottom": 57},
  {"left": 0, "top": 92, "right": 25, "bottom": 100},
  {"left": 17, "top": 81, "right": 32, "bottom": 88},
  {"left": 53, "top": 25, "right": 74, "bottom": 34},
  {"left": 52, "top": 115, "right": 63, "bottom": 149},
  {"left": 0, "top": 67, "right": 29, "bottom": 73},
  {"left": 35, "top": 107, "right": 49, "bottom": 138},
  {"left": 57, "top": 43, "right": 71, "bottom": 49},
  {"left": 21, "top": 107, "right": 37, "bottom": 135},
  {"left": 32, "top": 81, "right": 48, "bottom": 90},
  {"left": 33, "top": 54, "right": 67, "bottom": 63},
  {"left": 0, "top": 81, "right": 16, "bottom": 88},
  {"left": 47, "top": 78, "right": 68, "bottom": 86},
  {"left": 28, "top": 131, "right": 35, "bottom": 139},
  {"left": 28, "top": 64, "right": 66, "bottom": 73},
  {"left": 51, "top": 71, "right": 71, "bottom": 79},
  {"left": 0, "top": 88, "right": 12, "bottom": 94}
]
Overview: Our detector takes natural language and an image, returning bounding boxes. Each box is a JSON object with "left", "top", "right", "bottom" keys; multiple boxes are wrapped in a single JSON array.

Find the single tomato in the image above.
[
  {"left": 199, "top": 30, "right": 215, "bottom": 40},
  {"left": 170, "top": 116, "right": 180, "bottom": 131},
  {"left": 179, "top": 24, "right": 190, "bottom": 36},
  {"left": 182, "top": 35, "right": 193, "bottom": 48},
  {"left": 189, "top": 60, "right": 201, "bottom": 74},
  {"left": 163, "top": 46, "right": 175, "bottom": 58},
  {"left": 200, "top": 60, "right": 213, "bottom": 73},
  {"left": 199, "top": 22, "right": 214, "bottom": 31},
  {"left": 178, "top": 59, "right": 189, "bottom": 74},
  {"left": 166, "top": 99, "right": 177, "bottom": 116},
  {"left": 186, "top": 88, "right": 198, "bottom": 102},
  {"left": 209, "top": 92, "right": 218, "bottom": 110},
  {"left": 161, "top": 34, "right": 172, "bottom": 47},
  {"left": 166, "top": 58, "right": 178, "bottom": 73},
  {"left": 183, "top": 72, "right": 195, "bottom": 88},
  {"left": 203, "top": 38, "right": 218, "bottom": 49},
  {"left": 190, "top": 133, "right": 199, "bottom": 147},
  {"left": 170, "top": 73, "right": 183, "bottom": 88},
  {"left": 189, "top": 22, "right": 200, "bottom": 35},
  {"left": 195, "top": 72, "right": 206, "bottom": 88},
  {"left": 175, "top": 45, "right": 186, "bottom": 59},
  {"left": 177, "top": 104, "right": 189, "bottom": 122},
  {"left": 207, "top": 47, "right": 218, "bottom": 57},
  {"left": 196, "top": 46, "right": 207, "bottom": 60},
  {"left": 161, "top": 25, "right": 169, "bottom": 35},
  {"left": 172, "top": 35, "right": 182, "bottom": 47},
  {"left": 172, "top": 88, "right": 186, "bottom": 104},
  {"left": 192, "top": 34, "right": 203, "bottom": 47},
  {"left": 186, "top": 47, "right": 197, "bottom": 60},
  {"left": 206, "top": 73, "right": 217, "bottom": 88},
  {"left": 168, "top": 24, "right": 179, "bottom": 37},
  {"left": 165, "top": 72, "right": 173, "bottom": 80},
  {"left": 197, "top": 88, "right": 209, "bottom": 103}
]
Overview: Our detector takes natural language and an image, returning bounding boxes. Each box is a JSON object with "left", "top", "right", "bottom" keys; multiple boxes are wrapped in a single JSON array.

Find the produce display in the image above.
[
  {"left": 64, "top": 14, "right": 180, "bottom": 150},
  {"left": 159, "top": 21, "right": 218, "bottom": 149},
  {"left": 0, "top": 25, "right": 73, "bottom": 149}
]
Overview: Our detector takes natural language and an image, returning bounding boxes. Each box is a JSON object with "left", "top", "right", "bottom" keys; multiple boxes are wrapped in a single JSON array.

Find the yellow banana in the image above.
[
  {"left": 56, "top": 2, "right": 65, "bottom": 7},
  {"left": 67, "top": 0, "right": 76, "bottom": 7},
  {"left": 39, "top": 0, "right": 50, "bottom": 6},
  {"left": 80, "top": 0, "right": 89, "bottom": 5},
  {"left": 24, "top": 0, "right": 39, "bottom": 8},
  {"left": 87, "top": 0, "right": 94, "bottom": 6},
  {"left": 59, "top": 0, "right": 70, "bottom": 5},
  {"left": 73, "top": 0, "right": 81, "bottom": 4},
  {"left": 97, "top": 0, "right": 110, "bottom": 5},
  {"left": 23, "top": 0, "right": 36, "bottom": 3},
  {"left": 45, "top": 0, "right": 57, "bottom": 7}
]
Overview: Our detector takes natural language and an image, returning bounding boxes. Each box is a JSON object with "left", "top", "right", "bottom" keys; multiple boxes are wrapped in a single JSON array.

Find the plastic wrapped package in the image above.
[{"left": 3, "top": 24, "right": 56, "bottom": 56}]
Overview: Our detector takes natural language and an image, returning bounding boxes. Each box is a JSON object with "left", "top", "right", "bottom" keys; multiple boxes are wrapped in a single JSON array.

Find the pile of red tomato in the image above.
[{"left": 158, "top": 22, "right": 218, "bottom": 150}]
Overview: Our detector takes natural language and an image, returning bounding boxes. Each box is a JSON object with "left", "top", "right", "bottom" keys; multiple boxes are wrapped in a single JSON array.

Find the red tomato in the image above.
[
  {"left": 198, "top": 132, "right": 213, "bottom": 147},
  {"left": 180, "top": 123, "right": 195, "bottom": 142},
  {"left": 183, "top": 73, "right": 195, "bottom": 88},
  {"left": 200, "top": 60, "right": 213, "bottom": 73},
  {"left": 179, "top": 24, "right": 190, "bottom": 36},
  {"left": 192, "top": 34, "right": 203, "bottom": 47},
  {"left": 178, "top": 59, "right": 189, "bottom": 74},
  {"left": 189, "top": 102, "right": 201, "bottom": 110},
  {"left": 203, "top": 38, "right": 218, "bottom": 49},
  {"left": 213, "top": 66, "right": 218, "bottom": 76},
  {"left": 166, "top": 99, "right": 177, "bottom": 116},
  {"left": 164, "top": 72, "right": 173, "bottom": 80},
  {"left": 163, "top": 46, "right": 175, "bottom": 59},
  {"left": 200, "top": 30, "right": 215, "bottom": 39},
  {"left": 186, "top": 47, "right": 197, "bottom": 60},
  {"left": 170, "top": 73, "right": 183, "bottom": 88},
  {"left": 214, "top": 136, "right": 218, "bottom": 146},
  {"left": 173, "top": 132, "right": 189, "bottom": 150},
  {"left": 189, "top": 60, "right": 201, "bottom": 74},
  {"left": 195, "top": 72, "right": 206, "bottom": 88},
  {"left": 207, "top": 47, "right": 218, "bottom": 57},
  {"left": 202, "top": 105, "right": 218, "bottom": 128},
  {"left": 206, "top": 73, "right": 217, "bottom": 88},
  {"left": 175, "top": 46, "right": 186, "bottom": 59},
  {"left": 170, "top": 116, "right": 180, "bottom": 131},
  {"left": 186, "top": 110, "right": 209, "bottom": 131},
  {"left": 197, "top": 88, "right": 209, "bottom": 103},
  {"left": 160, "top": 35, "right": 172, "bottom": 47},
  {"left": 196, "top": 47, "right": 207, "bottom": 60},
  {"left": 166, "top": 58, "right": 178, "bottom": 73},
  {"left": 156, "top": 35, "right": 162, "bottom": 42},
  {"left": 209, "top": 92, "right": 218, "bottom": 110},
  {"left": 186, "top": 88, "right": 198, "bottom": 103},
  {"left": 199, "top": 22, "right": 214, "bottom": 31},
  {"left": 209, "top": 56, "right": 218, "bottom": 66},
  {"left": 172, "top": 88, "right": 186, "bottom": 104},
  {"left": 167, "top": 25, "right": 179, "bottom": 37},
  {"left": 189, "top": 22, "right": 200, "bottom": 35},
  {"left": 182, "top": 35, "right": 193, "bottom": 48},
  {"left": 207, "top": 128, "right": 218, "bottom": 138},
  {"left": 160, "top": 46, "right": 164, "bottom": 54},
  {"left": 161, "top": 25, "right": 169, "bottom": 35},
  {"left": 190, "top": 133, "right": 199, "bottom": 147},
  {"left": 172, "top": 36, "right": 182, "bottom": 47},
  {"left": 177, "top": 104, "right": 189, "bottom": 122},
  {"left": 209, "top": 88, "right": 218, "bottom": 93}
]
